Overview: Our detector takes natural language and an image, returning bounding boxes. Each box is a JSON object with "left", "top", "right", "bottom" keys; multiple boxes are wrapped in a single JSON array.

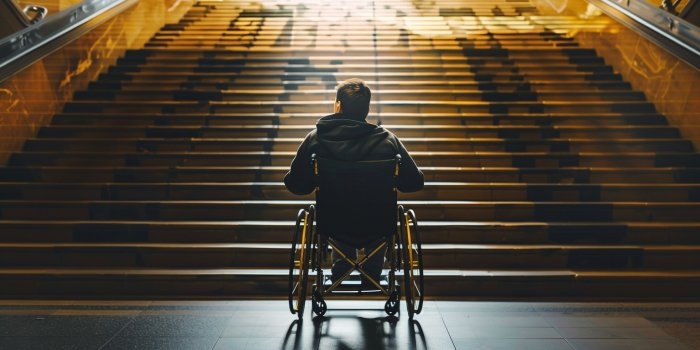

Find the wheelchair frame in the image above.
[{"left": 287, "top": 156, "right": 424, "bottom": 319}]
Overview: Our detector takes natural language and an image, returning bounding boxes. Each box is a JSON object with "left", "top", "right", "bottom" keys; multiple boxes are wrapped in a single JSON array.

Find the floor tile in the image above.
[
  {"left": 0, "top": 315, "right": 131, "bottom": 337},
  {"left": 449, "top": 326, "right": 563, "bottom": 339},
  {"left": 221, "top": 325, "right": 292, "bottom": 338},
  {"left": 118, "top": 315, "right": 230, "bottom": 337},
  {"left": 225, "top": 310, "right": 298, "bottom": 326},
  {"left": 568, "top": 338, "right": 690, "bottom": 350},
  {"left": 437, "top": 302, "right": 538, "bottom": 313},
  {"left": 441, "top": 314, "right": 551, "bottom": 327},
  {"left": 556, "top": 326, "right": 673, "bottom": 339},
  {"left": 214, "top": 337, "right": 292, "bottom": 350},
  {"left": 0, "top": 336, "right": 108, "bottom": 350},
  {"left": 221, "top": 317, "right": 323, "bottom": 339},
  {"left": 101, "top": 336, "right": 219, "bottom": 350},
  {"left": 545, "top": 317, "right": 656, "bottom": 328},
  {"left": 453, "top": 338, "right": 575, "bottom": 350}
]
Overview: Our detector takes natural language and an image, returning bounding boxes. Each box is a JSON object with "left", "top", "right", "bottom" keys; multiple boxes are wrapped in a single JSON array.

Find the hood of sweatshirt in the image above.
[{"left": 315, "top": 113, "right": 391, "bottom": 161}]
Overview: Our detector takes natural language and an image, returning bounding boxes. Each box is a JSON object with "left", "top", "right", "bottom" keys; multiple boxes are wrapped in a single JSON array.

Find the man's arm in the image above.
[
  {"left": 284, "top": 134, "right": 316, "bottom": 195},
  {"left": 396, "top": 138, "right": 424, "bottom": 193}
]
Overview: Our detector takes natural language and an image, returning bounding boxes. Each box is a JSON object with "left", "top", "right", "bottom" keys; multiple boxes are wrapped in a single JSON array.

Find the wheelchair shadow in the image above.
[{"left": 281, "top": 314, "right": 428, "bottom": 350}]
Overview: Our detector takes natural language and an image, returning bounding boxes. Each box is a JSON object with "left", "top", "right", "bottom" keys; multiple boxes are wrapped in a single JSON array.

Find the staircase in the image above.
[{"left": 2, "top": 0, "right": 700, "bottom": 298}]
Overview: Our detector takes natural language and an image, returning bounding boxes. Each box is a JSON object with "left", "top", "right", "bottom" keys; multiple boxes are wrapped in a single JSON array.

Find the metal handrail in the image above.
[
  {"left": 589, "top": 0, "right": 700, "bottom": 69},
  {"left": 0, "top": 0, "right": 137, "bottom": 82}
]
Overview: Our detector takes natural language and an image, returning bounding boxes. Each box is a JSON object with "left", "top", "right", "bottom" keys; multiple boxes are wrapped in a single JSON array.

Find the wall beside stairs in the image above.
[
  {"left": 0, "top": 0, "right": 194, "bottom": 165},
  {"left": 534, "top": 0, "right": 700, "bottom": 150}
]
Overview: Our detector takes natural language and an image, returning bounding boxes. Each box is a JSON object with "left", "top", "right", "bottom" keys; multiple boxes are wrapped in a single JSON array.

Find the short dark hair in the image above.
[{"left": 336, "top": 78, "right": 371, "bottom": 120}]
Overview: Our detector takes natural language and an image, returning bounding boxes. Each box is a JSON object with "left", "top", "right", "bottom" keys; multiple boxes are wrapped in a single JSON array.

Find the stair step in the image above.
[
  {"left": 37, "top": 125, "right": 682, "bottom": 139},
  {"left": 2, "top": 166, "right": 698, "bottom": 183},
  {"left": 1, "top": 200, "right": 700, "bottom": 221},
  {"left": 96, "top": 72, "right": 624, "bottom": 84},
  {"left": 2, "top": 182, "right": 699, "bottom": 202},
  {"left": 0, "top": 268, "right": 698, "bottom": 298},
  {"left": 23, "top": 138, "right": 693, "bottom": 153},
  {"left": 9, "top": 151, "right": 700, "bottom": 167},
  {"left": 1, "top": 243, "right": 698, "bottom": 269},
  {"left": 62, "top": 100, "right": 656, "bottom": 115},
  {"left": 88, "top": 80, "right": 634, "bottom": 91},
  {"left": 1, "top": 220, "right": 699, "bottom": 244},
  {"left": 105, "top": 65, "right": 615, "bottom": 75},
  {"left": 51, "top": 112, "right": 668, "bottom": 127},
  {"left": 129, "top": 47, "right": 602, "bottom": 57},
  {"left": 117, "top": 56, "right": 608, "bottom": 67},
  {"left": 73, "top": 89, "right": 644, "bottom": 103}
]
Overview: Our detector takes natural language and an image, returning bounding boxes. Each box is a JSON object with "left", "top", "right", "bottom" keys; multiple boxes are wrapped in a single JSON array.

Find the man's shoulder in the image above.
[
  {"left": 378, "top": 126, "right": 400, "bottom": 144},
  {"left": 378, "top": 124, "right": 397, "bottom": 136},
  {"left": 302, "top": 128, "right": 318, "bottom": 142}
]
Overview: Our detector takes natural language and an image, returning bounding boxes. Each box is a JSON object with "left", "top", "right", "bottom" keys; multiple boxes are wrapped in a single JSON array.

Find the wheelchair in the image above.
[{"left": 287, "top": 154, "right": 424, "bottom": 319}]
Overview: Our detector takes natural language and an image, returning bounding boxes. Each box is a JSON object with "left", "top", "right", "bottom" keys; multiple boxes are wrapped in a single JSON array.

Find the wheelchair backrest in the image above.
[{"left": 313, "top": 154, "right": 400, "bottom": 247}]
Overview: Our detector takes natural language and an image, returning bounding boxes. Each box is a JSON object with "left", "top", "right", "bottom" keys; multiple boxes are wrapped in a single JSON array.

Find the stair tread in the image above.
[
  {"left": 2, "top": 242, "right": 699, "bottom": 250},
  {"left": 1, "top": 268, "right": 699, "bottom": 278},
  {"left": 3, "top": 199, "right": 700, "bottom": 204},
  {"left": 66, "top": 100, "right": 651, "bottom": 106},
  {"left": 43, "top": 125, "right": 675, "bottom": 130},
  {"left": 3, "top": 181, "right": 700, "bottom": 188},
  {"left": 4, "top": 165, "right": 697, "bottom": 171},
  {"left": 107, "top": 65, "right": 611, "bottom": 70},
  {"left": 25, "top": 138, "right": 690, "bottom": 143},
  {"left": 13, "top": 150, "right": 696, "bottom": 155},
  {"left": 53, "top": 112, "right": 665, "bottom": 118},
  {"left": 132, "top": 48, "right": 601, "bottom": 53},
  {"left": 0, "top": 219, "right": 699, "bottom": 227}
]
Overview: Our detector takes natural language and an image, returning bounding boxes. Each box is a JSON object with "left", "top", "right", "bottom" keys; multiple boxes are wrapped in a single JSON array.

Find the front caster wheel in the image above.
[
  {"left": 384, "top": 289, "right": 400, "bottom": 316},
  {"left": 312, "top": 291, "right": 327, "bottom": 317}
]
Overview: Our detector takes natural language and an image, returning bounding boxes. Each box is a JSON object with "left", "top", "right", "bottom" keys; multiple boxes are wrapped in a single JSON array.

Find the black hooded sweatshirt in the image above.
[{"left": 284, "top": 113, "right": 424, "bottom": 195}]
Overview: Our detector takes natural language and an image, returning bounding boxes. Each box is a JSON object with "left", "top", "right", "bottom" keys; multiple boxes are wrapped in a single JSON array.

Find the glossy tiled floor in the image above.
[{"left": 0, "top": 300, "right": 698, "bottom": 350}]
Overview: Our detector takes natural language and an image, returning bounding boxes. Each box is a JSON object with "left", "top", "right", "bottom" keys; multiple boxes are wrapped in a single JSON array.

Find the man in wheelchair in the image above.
[
  {"left": 284, "top": 78, "right": 424, "bottom": 311},
  {"left": 284, "top": 78, "right": 423, "bottom": 197}
]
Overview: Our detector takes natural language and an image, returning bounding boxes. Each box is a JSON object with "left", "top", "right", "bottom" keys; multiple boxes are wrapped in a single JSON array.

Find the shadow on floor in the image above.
[{"left": 281, "top": 315, "right": 428, "bottom": 350}]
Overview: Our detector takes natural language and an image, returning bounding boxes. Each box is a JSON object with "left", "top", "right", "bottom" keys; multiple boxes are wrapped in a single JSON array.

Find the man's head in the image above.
[{"left": 334, "top": 78, "right": 371, "bottom": 120}]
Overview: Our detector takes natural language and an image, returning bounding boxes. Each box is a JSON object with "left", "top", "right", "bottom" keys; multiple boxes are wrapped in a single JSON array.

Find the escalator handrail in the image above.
[
  {"left": 589, "top": 0, "right": 700, "bottom": 69},
  {"left": 0, "top": 0, "right": 137, "bottom": 83}
]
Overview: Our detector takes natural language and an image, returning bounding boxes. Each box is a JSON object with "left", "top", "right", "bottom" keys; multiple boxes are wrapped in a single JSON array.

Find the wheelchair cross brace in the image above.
[{"left": 324, "top": 238, "right": 389, "bottom": 295}]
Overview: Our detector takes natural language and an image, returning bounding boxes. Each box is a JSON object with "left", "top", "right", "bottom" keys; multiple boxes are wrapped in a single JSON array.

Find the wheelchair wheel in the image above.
[
  {"left": 399, "top": 207, "right": 424, "bottom": 319},
  {"left": 288, "top": 206, "right": 314, "bottom": 318}
]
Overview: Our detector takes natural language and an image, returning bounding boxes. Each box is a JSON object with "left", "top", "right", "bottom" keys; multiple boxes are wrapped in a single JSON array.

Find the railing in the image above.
[
  {"left": 589, "top": 0, "right": 700, "bottom": 68},
  {"left": 0, "top": 0, "right": 137, "bottom": 82}
]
